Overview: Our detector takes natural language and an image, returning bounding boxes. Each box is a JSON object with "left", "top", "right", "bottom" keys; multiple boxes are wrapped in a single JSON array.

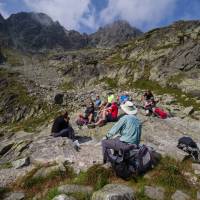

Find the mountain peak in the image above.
[{"left": 89, "top": 20, "right": 143, "bottom": 48}]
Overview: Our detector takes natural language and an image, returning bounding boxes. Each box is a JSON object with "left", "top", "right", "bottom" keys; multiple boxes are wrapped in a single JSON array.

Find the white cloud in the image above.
[
  {"left": 99, "top": 0, "right": 177, "bottom": 30},
  {"left": 23, "top": 0, "right": 96, "bottom": 30},
  {"left": 0, "top": 2, "right": 9, "bottom": 18}
]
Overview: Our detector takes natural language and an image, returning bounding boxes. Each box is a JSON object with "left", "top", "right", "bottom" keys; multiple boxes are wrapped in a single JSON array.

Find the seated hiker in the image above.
[
  {"left": 107, "top": 92, "right": 115, "bottom": 107},
  {"left": 95, "top": 95, "right": 102, "bottom": 108},
  {"left": 101, "top": 101, "right": 140, "bottom": 164},
  {"left": 142, "top": 90, "right": 156, "bottom": 115},
  {"left": 119, "top": 92, "right": 130, "bottom": 104},
  {"left": 51, "top": 111, "right": 75, "bottom": 140},
  {"left": 77, "top": 101, "right": 95, "bottom": 125},
  {"left": 89, "top": 100, "right": 118, "bottom": 128}
]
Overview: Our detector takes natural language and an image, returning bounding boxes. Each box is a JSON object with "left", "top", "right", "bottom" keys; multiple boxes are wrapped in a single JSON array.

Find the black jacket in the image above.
[{"left": 51, "top": 115, "right": 69, "bottom": 133}]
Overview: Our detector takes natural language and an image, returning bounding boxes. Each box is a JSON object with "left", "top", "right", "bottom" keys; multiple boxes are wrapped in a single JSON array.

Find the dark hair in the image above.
[{"left": 63, "top": 111, "right": 69, "bottom": 119}]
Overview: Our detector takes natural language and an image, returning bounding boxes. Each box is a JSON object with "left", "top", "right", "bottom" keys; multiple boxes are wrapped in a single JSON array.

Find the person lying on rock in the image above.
[
  {"left": 88, "top": 99, "right": 118, "bottom": 128},
  {"left": 101, "top": 101, "right": 141, "bottom": 164},
  {"left": 51, "top": 111, "right": 75, "bottom": 140}
]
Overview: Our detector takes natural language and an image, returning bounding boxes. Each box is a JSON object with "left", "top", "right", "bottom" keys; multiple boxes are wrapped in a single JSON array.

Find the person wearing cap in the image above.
[{"left": 101, "top": 101, "right": 141, "bottom": 164}]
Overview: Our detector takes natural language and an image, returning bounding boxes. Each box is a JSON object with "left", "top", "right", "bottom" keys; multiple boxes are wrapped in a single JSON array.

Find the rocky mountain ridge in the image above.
[{"left": 0, "top": 12, "right": 142, "bottom": 51}]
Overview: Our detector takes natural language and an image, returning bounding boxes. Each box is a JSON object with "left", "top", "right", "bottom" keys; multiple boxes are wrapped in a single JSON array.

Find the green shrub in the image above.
[
  {"left": 74, "top": 165, "right": 113, "bottom": 190},
  {"left": 0, "top": 187, "right": 10, "bottom": 199},
  {"left": 153, "top": 157, "right": 190, "bottom": 190},
  {"left": 44, "top": 188, "right": 60, "bottom": 200}
]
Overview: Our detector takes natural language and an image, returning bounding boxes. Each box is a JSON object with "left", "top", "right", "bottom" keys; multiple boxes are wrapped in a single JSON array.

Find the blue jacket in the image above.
[{"left": 107, "top": 115, "right": 141, "bottom": 145}]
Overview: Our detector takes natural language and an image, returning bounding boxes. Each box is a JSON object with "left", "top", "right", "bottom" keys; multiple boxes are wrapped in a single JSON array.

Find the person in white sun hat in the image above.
[{"left": 101, "top": 101, "right": 141, "bottom": 164}]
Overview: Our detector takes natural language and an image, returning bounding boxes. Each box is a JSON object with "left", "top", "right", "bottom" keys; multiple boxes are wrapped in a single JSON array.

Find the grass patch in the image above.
[
  {"left": 59, "top": 81, "right": 74, "bottom": 91},
  {"left": 150, "top": 157, "right": 197, "bottom": 199},
  {"left": 0, "top": 162, "right": 13, "bottom": 169},
  {"left": 135, "top": 187, "right": 152, "bottom": 200},
  {"left": 0, "top": 69, "right": 36, "bottom": 106},
  {"left": 70, "top": 192, "right": 91, "bottom": 200},
  {"left": 100, "top": 77, "right": 118, "bottom": 89},
  {"left": 0, "top": 187, "right": 10, "bottom": 198},
  {"left": 14, "top": 165, "right": 75, "bottom": 199},
  {"left": 2, "top": 48, "right": 23, "bottom": 66},
  {"left": 153, "top": 43, "right": 177, "bottom": 51},
  {"left": 10, "top": 104, "right": 61, "bottom": 132},
  {"left": 153, "top": 157, "right": 190, "bottom": 189},
  {"left": 168, "top": 73, "right": 185, "bottom": 84},
  {"left": 43, "top": 188, "right": 60, "bottom": 200},
  {"left": 74, "top": 165, "right": 114, "bottom": 190}
]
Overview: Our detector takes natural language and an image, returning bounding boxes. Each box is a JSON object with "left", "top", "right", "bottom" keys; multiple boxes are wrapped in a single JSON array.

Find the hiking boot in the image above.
[{"left": 73, "top": 140, "right": 81, "bottom": 152}]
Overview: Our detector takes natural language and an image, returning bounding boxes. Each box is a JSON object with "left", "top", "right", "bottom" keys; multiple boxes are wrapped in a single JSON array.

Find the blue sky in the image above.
[{"left": 0, "top": 0, "right": 200, "bottom": 33}]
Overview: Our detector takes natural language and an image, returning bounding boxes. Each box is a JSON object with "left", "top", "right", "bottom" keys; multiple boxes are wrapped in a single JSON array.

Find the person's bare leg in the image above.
[
  {"left": 94, "top": 110, "right": 107, "bottom": 126},
  {"left": 88, "top": 113, "right": 93, "bottom": 123}
]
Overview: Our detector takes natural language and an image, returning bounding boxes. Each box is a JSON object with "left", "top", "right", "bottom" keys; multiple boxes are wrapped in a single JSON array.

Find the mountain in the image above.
[
  {"left": 89, "top": 20, "right": 143, "bottom": 48},
  {"left": 6, "top": 12, "right": 71, "bottom": 51},
  {"left": 0, "top": 12, "right": 142, "bottom": 51}
]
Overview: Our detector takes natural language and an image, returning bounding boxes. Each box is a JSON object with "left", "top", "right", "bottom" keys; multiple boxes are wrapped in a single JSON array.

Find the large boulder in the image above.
[
  {"left": 144, "top": 186, "right": 165, "bottom": 200},
  {"left": 3, "top": 192, "right": 25, "bottom": 200},
  {"left": 58, "top": 184, "right": 93, "bottom": 195},
  {"left": 92, "top": 184, "right": 135, "bottom": 200},
  {"left": 171, "top": 190, "right": 190, "bottom": 200},
  {"left": 52, "top": 194, "right": 76, "bottom": 200},
  {"left": 12, "top": 157, "right": 30, "bottom": 169}
]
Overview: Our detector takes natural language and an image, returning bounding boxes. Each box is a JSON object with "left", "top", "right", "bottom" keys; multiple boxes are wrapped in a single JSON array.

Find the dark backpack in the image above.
[
  {"left": 177, "top": 137, "right": 200, "bottom": 162},
  {"left": 107, "top": 145, "right": 153, "bottom": 179}
]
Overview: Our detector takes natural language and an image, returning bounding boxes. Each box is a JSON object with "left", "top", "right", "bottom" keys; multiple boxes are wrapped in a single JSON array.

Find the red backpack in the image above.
[{"left": 153, "top": 108, "right": 168, "bottom": 119}]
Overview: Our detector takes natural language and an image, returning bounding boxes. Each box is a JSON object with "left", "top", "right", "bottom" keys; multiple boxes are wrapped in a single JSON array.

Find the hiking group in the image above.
[{"left": 50, "top": 90, "right": 169, "bottom": 178}]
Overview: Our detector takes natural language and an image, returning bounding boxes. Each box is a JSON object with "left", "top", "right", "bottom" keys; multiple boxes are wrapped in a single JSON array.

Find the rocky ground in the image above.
[{"left": 0, "top": 88, "right": 200, "bottom": 199}]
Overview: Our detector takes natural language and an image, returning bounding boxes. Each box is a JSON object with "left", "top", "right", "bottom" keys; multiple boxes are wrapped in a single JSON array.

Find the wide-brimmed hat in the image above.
[{"left": 120, "top": 101, "right": 138, "bottom": 115}]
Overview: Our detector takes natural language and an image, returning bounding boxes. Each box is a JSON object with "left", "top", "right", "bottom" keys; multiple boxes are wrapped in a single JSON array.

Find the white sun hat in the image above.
[{"left": 120, "top": 101, "right": 138, "bottom": 115}]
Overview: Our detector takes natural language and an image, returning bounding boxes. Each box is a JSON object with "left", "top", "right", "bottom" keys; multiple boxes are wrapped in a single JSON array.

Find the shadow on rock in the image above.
[{"left": 74, "top": 136, "right": 92, "bottom": 144}]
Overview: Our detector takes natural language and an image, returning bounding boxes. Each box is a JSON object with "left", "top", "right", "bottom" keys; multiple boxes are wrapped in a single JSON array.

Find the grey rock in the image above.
[
  {"left": 4, "top": 192, "right": 25, "bottom": 200},
  {"left": 192, "top": 163, "right": 200, "bottom": 175},
  {"left": 12, "top": 157, "right": 30, "bottom": 169},
  {"left": 192, "top": 163, "right": 200, "bottom": 171},
  {"left": 54, "top": 93, "right": 64, "bottom": 105},
  {"left": 58, "top": 184, "right": 93, "bottom": 194},
  {"left": 197, "top": 191, "right": 200, "bottom": 200},
  {"left": 92, "top": 184, "right": 135, "bottom": 200},
  {"left": 171, "top": 190, "right": 190, "bottom": 200},
  {"left": 183, "top": 106, "right": 194, "bottom": 115},
  {"left": 144, "top": 186, "right": 165, "bottom": 200},
  {"left": 52, "top": 194, "right": 76, "bottom": 200}
]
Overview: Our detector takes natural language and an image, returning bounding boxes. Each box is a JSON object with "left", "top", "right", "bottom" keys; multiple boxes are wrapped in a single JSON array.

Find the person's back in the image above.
[
  {"left": 109, "top": 102, "right": 118, "bottom": 119},
  {"left": 107, "top": 114, "right": 141, "bottom": 145},
  {"left": 95, "top": 95, "right": 101, "bottom": 107}
]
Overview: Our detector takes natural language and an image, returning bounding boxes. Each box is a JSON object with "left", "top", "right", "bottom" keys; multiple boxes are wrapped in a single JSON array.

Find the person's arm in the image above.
[{"left": 106, "top": 116, "right": 126, "bottom": 138}]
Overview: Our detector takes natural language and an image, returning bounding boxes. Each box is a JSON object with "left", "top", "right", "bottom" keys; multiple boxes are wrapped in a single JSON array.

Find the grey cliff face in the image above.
[{"left": 89, "top": 20, "right": 143, "bottom": 48}]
